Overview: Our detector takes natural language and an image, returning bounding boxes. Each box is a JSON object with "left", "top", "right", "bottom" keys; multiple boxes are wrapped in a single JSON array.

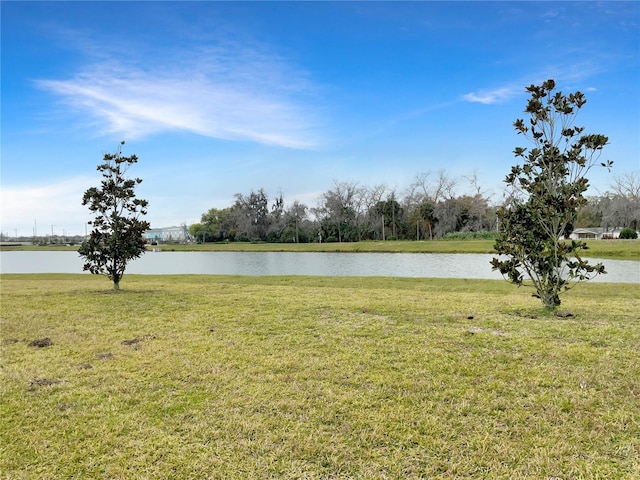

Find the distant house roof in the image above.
[
  {"left": 572, "top": 227, "right": 624, "bottom": 234},
  {"left": 572, "top": 227, "right": 604, "bottom": 234}
]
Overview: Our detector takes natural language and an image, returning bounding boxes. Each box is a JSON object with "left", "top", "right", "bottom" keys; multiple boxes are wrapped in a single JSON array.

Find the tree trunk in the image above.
[
  {"left": 113, "top": 280, "right": 120, "bottom": 291},
  {"left": 538, "top": 290, "right": 560, "bottom": 310}
]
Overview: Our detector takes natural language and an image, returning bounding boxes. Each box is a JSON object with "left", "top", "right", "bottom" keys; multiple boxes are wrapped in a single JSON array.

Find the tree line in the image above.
[
  {"left": 189, "top": 169, "right": 639, "bottom": 244},
  {"left": 79, "top": 80, "right": 633, "bottom": 307}
]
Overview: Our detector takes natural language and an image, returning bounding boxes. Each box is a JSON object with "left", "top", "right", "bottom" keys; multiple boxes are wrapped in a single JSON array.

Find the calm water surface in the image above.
[{"left": 1, "top": 251, "right": 638, "bottom": 283}]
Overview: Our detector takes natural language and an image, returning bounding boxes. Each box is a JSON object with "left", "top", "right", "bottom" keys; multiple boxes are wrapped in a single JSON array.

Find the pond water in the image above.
[{"left": 1, "top": 251, "right": 638, "bottom": 283}]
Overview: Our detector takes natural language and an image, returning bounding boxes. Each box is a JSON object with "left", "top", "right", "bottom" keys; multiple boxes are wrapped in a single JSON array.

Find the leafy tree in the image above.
[
  {"left": 233, "top": 189, "right": 270, "bottom": 240},
  {"left": 491, "top": 80, "right": 610, "bottom": 309},
  {"left": 266, "top": 192, "right": 286, "bottom": 242},
  {"left": 574, "top": 197, "right": 603, "bottom": 228},
  {"left": 414, "top": 200, "right": 436, "bottom": 240},
  {"left": 189, "top": 223, "right": 208, "bottom": 243},
  {"left": 372, "top": 193, "right": 406, "bottom": 240},
  {"left": 283, "top": 200, "right": 308, "bottom": 243},
  {"left": 79, "top": 142, "right": 150, "bottom": 290},
  {"left": 200, "top": 207, "right": 236, "bottom": 242},
  {"left": 364, "top": 184, "right": 388, "bottom": 240},
  {"left": 434, "top": 197, "right": 467, "bottom": 238},
  {"left": 317, "top": 181, "right": 360, "bottom": 242}
]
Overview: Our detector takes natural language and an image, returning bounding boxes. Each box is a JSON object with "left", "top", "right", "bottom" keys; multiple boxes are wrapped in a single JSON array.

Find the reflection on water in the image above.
[{"left": 1, "top": 251, "right": 638, "bottom": 283}]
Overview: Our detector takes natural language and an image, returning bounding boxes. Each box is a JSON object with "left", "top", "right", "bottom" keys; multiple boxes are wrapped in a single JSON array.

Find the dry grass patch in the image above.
[{"left": 1, "top": 274, "right": 639, "bottom": 478}]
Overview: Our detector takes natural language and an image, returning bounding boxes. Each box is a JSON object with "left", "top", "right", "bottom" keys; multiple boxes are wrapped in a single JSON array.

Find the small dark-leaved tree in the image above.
[
  {"left": 79, "top": 142, "right": 150, "bottom": 290},
  {"left": 491, "top": 80, "right": 611, "bottom": 309}
]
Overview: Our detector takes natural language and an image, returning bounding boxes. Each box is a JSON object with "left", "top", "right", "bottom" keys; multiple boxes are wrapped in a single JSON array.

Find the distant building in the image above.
[
  {"left": 145, "top": 225, "right": 193, "bottom": 243},
  {"left": 569, "top": 227, "right": 629, "bottom": 240}
]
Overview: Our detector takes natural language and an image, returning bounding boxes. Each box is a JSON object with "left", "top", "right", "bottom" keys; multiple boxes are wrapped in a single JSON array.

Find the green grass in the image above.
[
  {"left": 4, "top": 238, "right": 638, "bottom": 259},
  {"left": 155, "top": 240, "right": 499, "bottom": 254},
  {"left": 1, "top": 274, "right": 639, "bottom": 478}
]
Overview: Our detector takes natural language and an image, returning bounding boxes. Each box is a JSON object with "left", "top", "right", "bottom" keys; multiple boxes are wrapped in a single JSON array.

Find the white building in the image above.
[{"left": 145, "top": 225, "right": 193, "bottom": 243}]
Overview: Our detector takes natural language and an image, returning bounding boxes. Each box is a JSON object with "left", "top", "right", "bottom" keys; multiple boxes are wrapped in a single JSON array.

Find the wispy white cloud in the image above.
[
  {"left": 36, "top": 43, "right": 321, "bottom": 149},
  {"left": 462, "top": 61, "right": 608, "bottom": 106},
  {"left": 542, "top": 9, "right": 561, "bottom": 20},
  {"left": 461, "top": 85, "right": 521, "bottom": 105}
]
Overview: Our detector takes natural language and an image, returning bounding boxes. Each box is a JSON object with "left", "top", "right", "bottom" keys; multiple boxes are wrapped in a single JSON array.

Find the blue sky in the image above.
[{"left": 2, "top": 1, "right": 639, "bottom": 236}]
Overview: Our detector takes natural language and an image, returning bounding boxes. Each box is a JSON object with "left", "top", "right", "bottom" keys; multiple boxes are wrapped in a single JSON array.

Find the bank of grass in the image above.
[
  {"left": 4, "top": 238, "right": 638, "bottom": 259},
  {"left": 158, "top": 240, "right": 497, "bottom": 254},
  {"left": 1, "top": 274, "right": 639, "bottom": 478}
]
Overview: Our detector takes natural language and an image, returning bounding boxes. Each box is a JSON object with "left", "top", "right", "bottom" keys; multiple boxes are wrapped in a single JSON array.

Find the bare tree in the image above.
[
  {"left": 463, "top": 170, "right": 492, "bottom": 231},
  {"left": 611, "top": 171, "right": 640, "bottom": 200},
  {"left": 408, "top": 172, "right": 433, "bottom": 201},
  {"left": 432, "top": 169, "right": 457, "bottom": 202},
  {"left": 601, "top": 171, "right": 640, "bottom": 230},
  {"left": 407, "top": 170, "right": 455, "bottom": 203}
]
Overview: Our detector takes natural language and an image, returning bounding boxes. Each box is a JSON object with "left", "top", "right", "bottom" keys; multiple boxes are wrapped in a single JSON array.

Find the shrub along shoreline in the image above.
[{"left": 1, "top": 275, "right": 639, "bottom": 478}]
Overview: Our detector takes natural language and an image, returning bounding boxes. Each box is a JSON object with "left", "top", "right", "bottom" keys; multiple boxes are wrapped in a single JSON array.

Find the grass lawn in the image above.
[
  {"left": 1, "top": 274, "right": 639, "bottom": 478},
  {"left": 3, "top": 238, "right": 639, "bottom": 259}
]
